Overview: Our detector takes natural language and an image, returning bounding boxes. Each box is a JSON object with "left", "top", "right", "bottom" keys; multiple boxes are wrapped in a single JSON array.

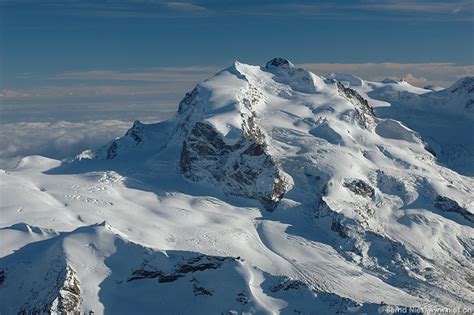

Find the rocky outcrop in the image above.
[
  {"left": 106, "top": 140, "right": 119, "bottom": 160},
  {"left": 127, "top": 254, "right": 238, "bottom": 283},
  {"left": 180, "top": 121, "right": 287, "bottom": 210},
  {"left": 124, "top": 120, "right": 145, "bottom": 145},
  {"left": 177, "top": 87, "right": 200, "bottom": 114},
  {"left": 269, "top": 278, "right": 306, "bottom": 292},
  {"left": 434, "top": 195, "right": 473, "bottom": 223},
  {"left": 175, "top": 87, "right": 205, "bottom": 138},
  {"left": 343, "top": 179, "right": 375, "bottom": 199},
  {"left": 95, "top": 118, "right": 176, "bottom": 161},
  {"left": 18, "top": 265, "right": 81, "bottom": 314},
  {"left": 265, "top": 57, "right": 295, "bottom": 70},
  {"left": 52, "top": 266, "right": 81, "bottom": 313},
  {"left": 192, "top": 279, "right": 213, "bottom": 296},
  {"left": 337, "top": 82, "right": 375, "bottom": 129},
  {"left": 104, "top": 120, "right": 145, "bottom": 160}
]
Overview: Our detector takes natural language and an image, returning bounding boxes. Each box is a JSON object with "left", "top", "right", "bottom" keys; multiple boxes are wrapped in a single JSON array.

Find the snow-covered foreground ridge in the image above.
[{"left": 1, "top": 58, "right": 473, "bottom": 314}]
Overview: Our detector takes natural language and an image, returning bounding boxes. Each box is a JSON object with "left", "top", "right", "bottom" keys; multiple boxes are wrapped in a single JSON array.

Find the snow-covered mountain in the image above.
[
  {"left": 329, "top": 73, "right": 474, "bottom": 176},
  {"left": 1, "top": 58, "right": 473, "bottom": 314}
]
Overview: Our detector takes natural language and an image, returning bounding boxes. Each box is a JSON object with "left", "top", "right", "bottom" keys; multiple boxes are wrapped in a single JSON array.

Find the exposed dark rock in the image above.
[
  {"left": 331, "top": 216, "right": 349, "bottom": 239},
  {"left": 125, "top": 120, "right": 145, "bottom": 145},
  {"left": 0, "top": 270, "right": 4, "bottom": 285},
  {"left": 337, "top": 82, "right": 375, "bottom": 128},
  {"left": 265, "top": 58, "right": 295, "bottom": 70},
  {"left": 127, "top": 269, "right": 162, "bottom": 281},
  {"left": 192, "top": 283, "right": 213, "bottom": 296},
  {"left": 423, "top": 143, "right": 437, "bottom": 157},
  {"left": 127, "top": 255, "right": 237, "bottom": 284},
  {"left": 106, "top": 141, "right": 118, "bottom": 160},
  {"left": 270, "top": 279, "right": 306, "bottom": 292},
  {"left": 243, "top": 143, "right": 265, "bottom": 156},
  {"left": 177, "top": 87, "right": 200, "bottom": 114},
  {"left": 343, "top": 179, "right": 375, "bottom": 199},
  {"left": 241, "top": 84, "right": 264, "bottom": 112},
  {"left": 18, "top": 265, "right": 81, "bottom": 314},
  {"left": 180, "top": 121, "right": 287, "bottom": 210},
  {"left": 242, "top": 115, "right": 265, "bottom": 145},
  {"left": 315, "top": 199, "right": 350, "bottom": 239},
  {"left": 159, "top": 274, "right": 183, "bottom": 283},
  {"left": 236, "top": 291, "right": 249, "bottom": 304},
  {"left": 177, "top": 262, "right": 222, "bottom": 274},
  {"left": 57, "top": 266, "right": 81, "bottom": 313},
  {"left": 127, "top": 269, "right": 183, "bottom": 283},
  {"left": 104, "top": 120, "right": 147, "bottom": 160},
  {"left": 434, "top": 195, "right": 473, "bottom": 223}
]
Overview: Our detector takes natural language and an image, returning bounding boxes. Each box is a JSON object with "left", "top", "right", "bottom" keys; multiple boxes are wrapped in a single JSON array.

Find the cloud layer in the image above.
[
  {"left": 0, "top": 120, "right": 131, "bottom": 169},
  {"left": 1, "top": 66, "right": 220, "bottom": 103}
]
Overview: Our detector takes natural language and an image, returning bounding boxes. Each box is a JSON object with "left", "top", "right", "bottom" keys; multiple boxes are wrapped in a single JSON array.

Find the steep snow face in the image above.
[{"left": 1, "top": 59, "right": 473, "bottom": 313}]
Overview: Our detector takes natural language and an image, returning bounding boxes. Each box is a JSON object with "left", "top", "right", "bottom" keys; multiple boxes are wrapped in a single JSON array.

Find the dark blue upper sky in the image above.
[
  {"left": 2, "top": 0, "right": 473, "bottom": 74},
  {"left": 0, "top": 0, "right": 473, "bottom": 119}
]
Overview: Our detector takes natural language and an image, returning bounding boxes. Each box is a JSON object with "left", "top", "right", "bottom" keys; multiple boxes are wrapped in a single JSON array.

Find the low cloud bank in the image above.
[{"left": 0, "top": 120, "right": 133, "bottom": 169}]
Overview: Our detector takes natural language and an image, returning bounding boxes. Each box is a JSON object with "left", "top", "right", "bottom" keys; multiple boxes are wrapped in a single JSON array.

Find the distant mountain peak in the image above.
[
  {"left": 381, "top": 77, "right": 402, "bottom": 84},
  {"left": 448, "top": 76, "right": 474, "bottom": 94}
]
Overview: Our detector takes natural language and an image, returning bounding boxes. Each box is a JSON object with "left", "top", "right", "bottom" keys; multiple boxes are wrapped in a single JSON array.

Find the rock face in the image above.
[
  {"left": 51, "top": 266, "right": 81, "bottom": 313},
  {"left": 124, "top": 120, "right": 146, "bottom": 145},
  {"left": 16, "top": 265, "right": 81, "bottom": 314},
  {"left": 435, "top": 195, "right": 473, "bottom": 223},
  {"left": 180, "top": 121, "right": 287, "bottom": 210},
  {"left": 337, "top": 82, "right": 375, "bottom": 129},
  {"left": 106, "top": 140, "right": 119, "bottom": 160},
  {"left": 343, "top": 179, "right": 376, "bottom": 199},
  {"left": 265, "top": 57, "right": 295, "bottom": 70},
  {"left": 104, "top": 121, "right": 145, "bottom": 160},
  {"left": 128, "top": 254, "right": 238, "bottom": 283}
]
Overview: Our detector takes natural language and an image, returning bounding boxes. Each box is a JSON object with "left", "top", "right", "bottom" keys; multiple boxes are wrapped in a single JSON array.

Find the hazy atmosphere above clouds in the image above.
[{"left": 0, "top": 0, "right": 473, "bottom": 163}]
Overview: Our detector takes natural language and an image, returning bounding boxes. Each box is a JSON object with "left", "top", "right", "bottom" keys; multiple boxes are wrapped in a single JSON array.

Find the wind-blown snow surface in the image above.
[{"left": 1, "top": 59, "right": 473, "bottom": 314}]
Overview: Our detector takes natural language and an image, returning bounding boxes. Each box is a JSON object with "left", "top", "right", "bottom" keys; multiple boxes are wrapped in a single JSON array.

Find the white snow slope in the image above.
[{"left": 1, "top": 58, "right": 473, "bottom": 314}]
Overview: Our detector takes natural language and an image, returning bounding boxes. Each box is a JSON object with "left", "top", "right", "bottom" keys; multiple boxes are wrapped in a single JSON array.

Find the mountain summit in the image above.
[{"left": 1, "top": 59, "right": 473, "bottom": 313}]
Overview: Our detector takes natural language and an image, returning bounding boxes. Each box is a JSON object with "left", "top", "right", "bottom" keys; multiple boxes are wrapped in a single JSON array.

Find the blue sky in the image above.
[{"left": 1, "top": 0, "right": 473, "bottom": 122}]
